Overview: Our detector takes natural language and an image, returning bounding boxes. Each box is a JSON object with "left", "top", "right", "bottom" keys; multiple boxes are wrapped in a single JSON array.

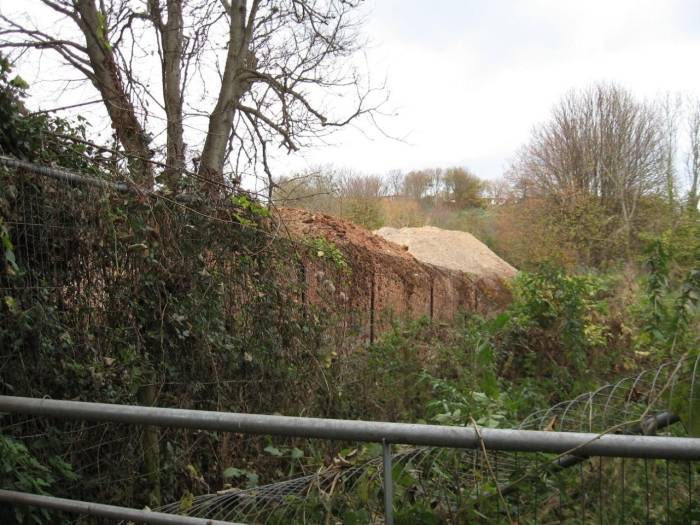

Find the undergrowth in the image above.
[{"left": 0, "top": 55, "right": 698, "bottom": 523}]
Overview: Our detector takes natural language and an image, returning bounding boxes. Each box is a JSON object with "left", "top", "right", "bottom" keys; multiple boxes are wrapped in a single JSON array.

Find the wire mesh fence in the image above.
[
  {"left": 0, "top": 154, "right": 337, "bottom": 514},
  {"left": 153, "top": 445, "right": 524, "bottom": 524},
  {"left": 1, "top": 380, "right": 699, "bottom": 525},
  {"left": 1, "top": 157, "right": 699, "bottom": 524},
  {"left": 137, "top": 357, "right": 700, "bottom": 524}
]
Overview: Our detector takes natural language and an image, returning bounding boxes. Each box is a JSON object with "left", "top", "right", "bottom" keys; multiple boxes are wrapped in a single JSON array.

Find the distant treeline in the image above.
[{"left": 275, "top": 83, "right": 700, "bottom": 272}]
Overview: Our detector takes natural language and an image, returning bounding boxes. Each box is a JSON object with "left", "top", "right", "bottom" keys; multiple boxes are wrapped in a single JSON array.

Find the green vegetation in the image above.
[
  {"left": 310, "top": 236, "right": 349, "bottom": 271},
  {"left": 0, "top": 435, "right": 76, "bottom": 525},
  {"left": 0, "top": 59, "right": 344, "bottom": 515},
  {"left": 0, "top": 59, "right": 698, "bottom": 524},
  {"left": 275, "top": 85, "right": 700, "bottom": 280}
]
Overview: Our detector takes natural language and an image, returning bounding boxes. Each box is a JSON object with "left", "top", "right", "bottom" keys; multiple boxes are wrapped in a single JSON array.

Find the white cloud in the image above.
[
  {"left": 276, "top": 0, "right": 700, "bottom": 179},
  {"left": 5, "top": 0, "right": 700, "bottom": 183}
]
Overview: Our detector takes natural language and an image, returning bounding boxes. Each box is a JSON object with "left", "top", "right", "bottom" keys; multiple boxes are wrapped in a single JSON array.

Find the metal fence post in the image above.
[{"left": 382, "top": 439, "right": 394, "bottom": 525}]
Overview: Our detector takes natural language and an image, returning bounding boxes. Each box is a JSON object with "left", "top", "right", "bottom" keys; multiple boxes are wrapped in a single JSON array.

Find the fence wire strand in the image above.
[
  {"left": 1, "top": 157, "right": 698, "bottom": 524},
  {"left": 125, "top": 358, "right": 700, "bottom": 524}
]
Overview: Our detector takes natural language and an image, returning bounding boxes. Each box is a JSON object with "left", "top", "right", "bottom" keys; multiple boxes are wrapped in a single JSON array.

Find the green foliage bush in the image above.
[
  {"left": 492, "top": 266, "right": 612, "bottom": 398},
  {"left": 1, "top": 54, "right": 699, "bottom": 524},
  {"left": 634, "top": 236, "right": 700, "bottom": 356},
  {"left": 0, "top": 435, "right": 76, "bottom": 524},
  {"left": 0, "top": 56, "right": 350, "bottom": 517}
]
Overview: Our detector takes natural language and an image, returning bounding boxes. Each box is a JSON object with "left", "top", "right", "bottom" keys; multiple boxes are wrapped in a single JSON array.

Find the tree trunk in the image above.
[
  {"left": 689, "top": 177, "right": 699, "bottom": 212},
  {"left": 74, "top": 0, "right": 153, "bottom": 185},
  {"left": 688, "top": 108, "right": 700, "bottom": 212},
  {"left": 150, "top": 0, "right": 185, "bottom": 192},
  {"left": 198, "top": 0, "right": 255, "bottom": 196}
]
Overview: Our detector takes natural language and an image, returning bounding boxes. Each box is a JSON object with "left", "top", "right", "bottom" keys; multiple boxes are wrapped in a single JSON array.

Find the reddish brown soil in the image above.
[{"left": 277, "top": 208, "right": 513, "bottom": 341}]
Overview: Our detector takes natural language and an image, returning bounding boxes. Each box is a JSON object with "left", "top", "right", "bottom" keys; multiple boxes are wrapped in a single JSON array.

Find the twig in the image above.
[{"left": 470, "top": 416, "right": 515, "bottom": 525}]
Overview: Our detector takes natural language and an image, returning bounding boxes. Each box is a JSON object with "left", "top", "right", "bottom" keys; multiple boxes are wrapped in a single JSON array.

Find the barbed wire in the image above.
[{"left": 144, "top": 356, "right": 699, "bottom": 524}]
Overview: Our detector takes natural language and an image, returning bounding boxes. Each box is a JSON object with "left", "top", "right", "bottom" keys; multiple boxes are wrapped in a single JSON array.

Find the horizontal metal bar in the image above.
[
  {"left": 0, "top": 155, "right": 210, "bottom": 204},
  {"left": 499, "top": 411, "right": 682, "bottom": 498},
  {"left": 1, "top": 396, "right": 699, "bottom": 460},
  {"left": 554, "top": 411, "right": 681, "bottom": 469},
  {"left": 0, "top": 490, "right": 242, "bottom": 525},
  {"left": 0, "top": 155, "right": 130, "bottom": 192}
]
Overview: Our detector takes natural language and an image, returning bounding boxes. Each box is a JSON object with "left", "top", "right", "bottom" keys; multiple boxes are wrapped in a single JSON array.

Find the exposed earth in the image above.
[
  {"left": 277, "top": 208, "right": 517, "bottom": 335},
  {"left": 375, "top": 225, "right": 517, "bottom": 281}
]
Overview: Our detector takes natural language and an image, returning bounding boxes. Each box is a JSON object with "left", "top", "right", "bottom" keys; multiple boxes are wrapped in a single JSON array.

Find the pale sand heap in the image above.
[{"left": 375, "top": 226, "right": 518, "bottom": 280}]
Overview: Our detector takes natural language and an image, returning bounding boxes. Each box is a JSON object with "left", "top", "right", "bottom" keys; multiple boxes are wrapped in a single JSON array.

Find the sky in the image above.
[
  {"left": 279, "top": 0, "right": 700, "bottom": 180},
  {"left": 5, "top": 0, "right": 700, "bottom": 183}
]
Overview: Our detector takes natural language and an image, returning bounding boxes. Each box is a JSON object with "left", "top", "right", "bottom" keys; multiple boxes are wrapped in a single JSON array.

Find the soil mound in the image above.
[
  {"left": 375, "top": 226, "right": 517, "bottom": 281},
  {"left": 279, "top": 207, "right": 417, "bottom": 268},
  {"left": 277, "top": 208, "right": 513, "bottom": 340}
]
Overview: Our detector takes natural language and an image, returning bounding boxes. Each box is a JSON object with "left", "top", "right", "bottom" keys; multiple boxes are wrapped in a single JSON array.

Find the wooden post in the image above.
[
  {"left": 137, "top": 380, "right": 161, "bottom": 508},
  {"left": 369, "top": 272, "right": 375, "bottom": 345},
  {"left": 429, "top": 279, "right": 434, "bottom": 322}
]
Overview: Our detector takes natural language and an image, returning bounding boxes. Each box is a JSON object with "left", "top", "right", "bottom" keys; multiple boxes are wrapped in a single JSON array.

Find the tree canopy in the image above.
[{"left": 0, "top": 0, "right": 383, "bottom": 196}]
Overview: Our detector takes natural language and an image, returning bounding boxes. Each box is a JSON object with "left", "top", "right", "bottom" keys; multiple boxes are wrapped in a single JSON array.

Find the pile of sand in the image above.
[{"left": 375, "top": 226, "right": 517, "bottom": 281}]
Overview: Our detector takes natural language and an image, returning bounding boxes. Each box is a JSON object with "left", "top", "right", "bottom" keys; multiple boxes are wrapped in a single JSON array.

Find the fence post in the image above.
[
  {"left": 138, "top": 379, "right": 162, "bottom": 508},
  {"left": 369, "top": 272, "right": 376, "bottom": 345},
  {"left": 429, "top": 279, "right": 434, "bottom": 322},
  {"left": 382, "top": 439, "right": 394, "bottom": 525}
]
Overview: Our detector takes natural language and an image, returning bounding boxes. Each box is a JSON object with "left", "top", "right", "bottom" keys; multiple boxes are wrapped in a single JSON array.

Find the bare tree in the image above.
[
  {"left": 512, "top": 83, "right": 665, "bottom": 252},
  {"left": 273, "top": 165, "right": 385, "bottom": 227},
  {"left": 659, "top": 93, "right": 681, "bottom": 210},
  {"left": 338, "top": 171, "right": 385, "bottom": 200},
  {"left": 0, "top": 1, "right": 156, "bottom": 183},
  {"left": 686, "top": 99, "right": 700, "bottom": 212},
  {"left": 148, "top": 0, "right": 186, "bottom": 191},
  {"left": 426, "top": 167, "right": 443, "bottom": 205},
  {"left": 337, "top": 171, "right": 385, "bottom": 228},
  {"left": 273, "top": 165, "right": 341, "bottom": 212},
  {"left": 384, "top": 168, "right": 404, "bottom": 197},
  {"left": 483, "top": 177, "right": 512, "bottom": 206},
  {"left": 403, "top": 169, "right": 433, "bottom": 201},
  {"left": 0, "top": 0, "right": 383, "bottom": 196}
]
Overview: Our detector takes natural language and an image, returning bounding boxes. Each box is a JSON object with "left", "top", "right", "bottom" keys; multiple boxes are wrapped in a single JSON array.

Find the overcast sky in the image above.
[
  {"left": 280, "top": 0, "right": 700, "bottom": 180},
  {"left": 7, "top": 0, "right": 700, "bottom": 184}
]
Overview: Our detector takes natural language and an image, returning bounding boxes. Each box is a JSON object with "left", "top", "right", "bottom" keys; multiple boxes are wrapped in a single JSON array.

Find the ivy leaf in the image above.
[
  {"left": 10, "top": 75, "right": 29, "bottom": 90},
  {"left": 264, "top": 445, "right": 282, "bottom": 456},
  {"left": 179, "top": 491, "right": 194, "bottom": 513},
  {"left": 3, "top": 295, "right": 19, "bottom": 314},
  {"left": 223, "top": 467, "right": 243, "bottom": 479},
  {"left": 245, "top": 471, "right": 258, "bottom": 487}
]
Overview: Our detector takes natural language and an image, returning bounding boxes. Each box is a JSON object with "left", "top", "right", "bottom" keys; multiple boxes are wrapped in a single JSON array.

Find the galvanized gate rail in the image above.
[
  {"left": 1, "top": 396, "right": 699, "bottom": 459},
  {"left": 0, "top": 490, "right": 240, "bottom": 525},
  {"left": 1, "top": 395, "right": 699, "bottom": 524}
]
